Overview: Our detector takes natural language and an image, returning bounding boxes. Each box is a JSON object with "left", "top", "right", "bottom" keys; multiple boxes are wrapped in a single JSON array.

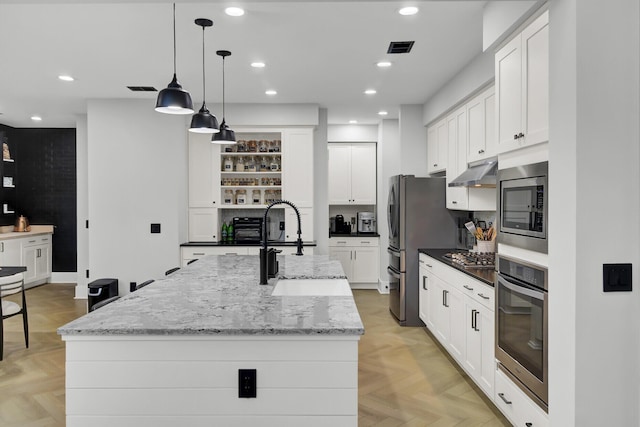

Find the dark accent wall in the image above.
[{"left": 1, "top": 124, "right": 77, "bottom": 272}]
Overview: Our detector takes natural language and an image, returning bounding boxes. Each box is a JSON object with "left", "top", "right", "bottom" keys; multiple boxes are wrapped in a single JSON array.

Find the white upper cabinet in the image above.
[
  {"left": 467, "top": 86, "right": 496, "bottom": 163},
  {"left": 446, "top": 106, "right": 469, "bottom": 210},
  {"left": 496, "top": 10, "right": 549, "bottom": 154},
  {"left": 427, "top": 119, "right": 448, "bottom": 174},
  {"left": 188, "top": 136, "right": 220, "bottom": 208},
  {"left": 328, "top": 143, "right": 376, "bottom": 205},
  {"left": 282, "top": 128, "right": 314, "bottom": 208}
]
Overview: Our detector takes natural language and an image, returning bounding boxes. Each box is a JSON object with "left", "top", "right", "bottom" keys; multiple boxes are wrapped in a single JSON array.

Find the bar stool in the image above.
[{"left": 0, "top": 272, "right": 28, "bottom": 361}]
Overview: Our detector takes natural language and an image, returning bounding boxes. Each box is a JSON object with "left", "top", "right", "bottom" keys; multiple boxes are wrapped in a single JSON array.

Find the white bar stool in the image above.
[{"left": 0, "top": 272, "right": 28, "bottom": 361}]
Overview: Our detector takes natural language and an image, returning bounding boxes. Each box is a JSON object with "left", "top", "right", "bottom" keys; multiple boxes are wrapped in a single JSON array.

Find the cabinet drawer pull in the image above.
[
  {"left": 478, "top": 149, "right": 485, "bottom": 154},
  {"left": 419, "top": 259, "right": 424, "bottom": 264},
  {"left": 193, "top": 252, "right": 205, "bottom": 256},
  {"left": 426, "top": 264, "right": 432, "bottom": 268},
  {"left": 498, "top": 393, "right": 512, "bottom": 405},
  {"left": 525, "top": 423, "right": 533, "bottom": 427},
  {"left": 337, "top": 241, "right": 347, "bottom": 244},
  {"left": 360, "top": 241, "right": 370, "bottom": 244},
  {"left": 28, "top": 240, "right": 36, "bottom": 243},
  {"left": 463, "top": 285, "right": 474, "bottom": 291},
  {"left": 452, "top": 200, "right": 457, "bottom": 204},
  {"left": 477, "top": 293, "right": 490, "bottom": 300}
]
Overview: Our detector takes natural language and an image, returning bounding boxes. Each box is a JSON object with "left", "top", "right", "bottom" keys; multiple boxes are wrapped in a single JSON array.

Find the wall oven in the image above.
[
  {"left": 495, "top": 254, "right": 548, "bottom": 411},
  {"left": 232, "top": 217, "right": 263, "bottom": 243},
  {"left": 497, "top": 161, "right": 548, "bottom": 253}
]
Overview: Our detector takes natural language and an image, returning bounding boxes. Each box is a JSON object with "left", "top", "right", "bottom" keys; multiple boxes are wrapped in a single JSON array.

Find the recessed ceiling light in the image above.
[
  {"left": 399, "top": 6, "right": 419, "bottom": 16},
  {"left": 349, "top": 120, "right": 358, "bottom": 124},
  {"left": 378, "top": 111, "right": 388, "bottom": 116},
  {"left": 225, "top": 7, "right": 245, "bottom": 17},
  {"left": 377, "top": 61, "right": 392, "bottom": 68},
  {"left": 364, "top": 89, "right": 377, "bottom": 95},
  {"left": 58, "top": 75, "right": 74, "bottom": 82},
  {"left": 31, "top": 116, "right": 42, "bottom": 121},
  {"left": 265, "top": 90, "right": 277, "bottom": 95},
  {"left": 251, "top": 62, "right": 265, "bottom": 68}
]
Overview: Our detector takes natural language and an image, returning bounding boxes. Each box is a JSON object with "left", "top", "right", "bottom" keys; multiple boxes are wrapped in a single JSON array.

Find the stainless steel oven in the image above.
[
  {"left": 497, "top": 161, "right": 548, "bottom": 253},
  {"left": 496, "top": 254, "right": 548, "bottom": 411}
]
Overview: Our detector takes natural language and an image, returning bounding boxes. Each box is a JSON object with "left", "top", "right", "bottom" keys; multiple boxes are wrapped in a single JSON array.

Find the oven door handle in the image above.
[
  {"left": 387, "top": 247, "right": 400, "bottom": 257},
  {"left": 387, "top": 266, "right": 401, "bottom": 279},
  {"left": 498, "top": 275, "right": 545, "bottom": 300}
]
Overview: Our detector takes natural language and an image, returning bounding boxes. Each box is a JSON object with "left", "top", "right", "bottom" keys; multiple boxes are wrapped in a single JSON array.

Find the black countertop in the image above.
[
  {"left": 182, "top": 241, "right": 317, "bottom": 247},
  {"left": 418, "top": 248, "right": 496, "bottom": 286},
  {"left": 0, "top": 266, "right": 27, "bottom": 277},
  {"left": 329, "top": 232, "right": 380, "bottom": 238}
]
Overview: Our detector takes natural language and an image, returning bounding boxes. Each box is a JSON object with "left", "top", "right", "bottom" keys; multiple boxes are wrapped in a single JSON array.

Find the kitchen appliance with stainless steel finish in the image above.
[
  {"left": 495, "top": 254, "right": 548, "bottom": 411},
  {"left": 497, "top": 161, "right": 548, "bottom": 253},
  {"left": 232, "top": 217, "right": 262, "bottom": 243},
  {"left": 442, "top": 252, "right": 495, "bottom": 269},
  {"left": 357, "top": 212, "right": 376, "bottom": 233},
  {"left": 387, "top": 175, "right": 461, "bottom": 326},
  {"left": 330, "top": 214, "right": 351, "bottom": 234}
]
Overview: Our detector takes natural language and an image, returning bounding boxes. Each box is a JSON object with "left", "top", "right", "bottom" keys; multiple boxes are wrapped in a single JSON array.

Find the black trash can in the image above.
[{"left": 88, "top": 278, "right": 118, "bottom": 312}]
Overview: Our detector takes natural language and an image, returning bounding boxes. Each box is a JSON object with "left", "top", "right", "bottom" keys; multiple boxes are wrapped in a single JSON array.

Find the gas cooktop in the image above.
[{"left": 442, "top": 251, "right": 495, "bottom": 269}]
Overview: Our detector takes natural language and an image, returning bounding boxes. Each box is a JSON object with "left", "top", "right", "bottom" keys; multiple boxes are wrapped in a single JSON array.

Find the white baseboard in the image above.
[
  {"left": 378, "top": 279, "right": 389, "bottom": 294},
  {"left": 349, "top": 283, "right": 378, "bottom": 290},
  {"left": 51, "top": 272, "right": 78, "bottom": 284}
]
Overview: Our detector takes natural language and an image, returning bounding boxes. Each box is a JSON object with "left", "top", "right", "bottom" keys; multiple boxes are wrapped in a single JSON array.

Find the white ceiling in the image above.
[{"left": 0, "top": 1, "right": 488, "bottom": 128}]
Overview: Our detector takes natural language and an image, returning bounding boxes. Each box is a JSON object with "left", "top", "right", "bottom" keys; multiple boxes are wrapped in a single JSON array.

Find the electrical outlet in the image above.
[
  {"left": 129, "top": 282, "right": 137, "bottom": 292},
  {"left": 279, "top": 221, "right": 285, "bottom": 231},
  {"left": 238, "top": 369, "right": 257, "bottom": 398},
  {"left": 150, "top": 223, "right": 161, "bottom": 233}
]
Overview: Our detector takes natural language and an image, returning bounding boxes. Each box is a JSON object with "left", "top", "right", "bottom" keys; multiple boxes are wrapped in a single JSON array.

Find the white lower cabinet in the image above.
[
  {"left": 1, "top": 233, "right": 52, "bottom": 287},
  {"left": 188, "top": 208, "right": 218, "bottom": 242},
  {"left": 419, "top": 254, "right": 495, "bottom": 401},
  {"left": 495, "top": 368, "right": 548, "bottom": 427},
  {"left": 329, "top": 237, "right": 379, "bottom": 284}
]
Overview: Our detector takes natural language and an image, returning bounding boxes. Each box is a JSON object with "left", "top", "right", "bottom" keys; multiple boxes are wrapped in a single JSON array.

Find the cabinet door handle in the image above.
[
  {"left": 193, "top": 252, "right": 205, "bottom": 256},
  {"left": 354, "top": 251, "right": 356, "bottom": 260},
  {"left": 350, "top": 251, "right": 352, "bottom": 260},
  {"left": 518, "top": 132, "right": 525, "bottom": 139},
  {"left": 474, "top": 310, "right": 480, "bottom": 331},
  {"left": 477, "top": 293, "right": 490, "bottom": 300},
  {"left": 433, "top": 163, "right": 438, "bottom": 167},
  {"left": 422, "top": 276, "right": 427, "bottom": 290},
  {"left": 443, "top": 290, "right": 449, "bottom": 307},
  {"left": 478, "top": 149, "right": 485, "bottom": 154},
  {"left": 513, "top": 134, "right": 519, "bottom": 140},
  {"left": 498, "top": 393, "right": 512, "bottom": 405},
  {"left": 452, "top": 200, "right": 457, "bottom": 204},
  {"left": 471, "top": 309, "right": 476, "bottom": 330},
  {"left": 1, "top": 242, "right": 3, "bottom": 252},
  {"left": 212, "top": 201, "right": 216, "bottom": 205},
  {"left": 463, "top": 285, "right": 474, "bottom": 291},
  {"left": 525, "top": 423, "right": 533, "bottom": 427}
]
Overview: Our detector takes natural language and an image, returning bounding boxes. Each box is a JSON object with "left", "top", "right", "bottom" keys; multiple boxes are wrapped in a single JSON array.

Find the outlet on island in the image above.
[
  {"left": 279, "top": 221, "right": 285, "bottom": 231},
  {"left": 238, "top": 369, "right": 257, "bottom": 398}
]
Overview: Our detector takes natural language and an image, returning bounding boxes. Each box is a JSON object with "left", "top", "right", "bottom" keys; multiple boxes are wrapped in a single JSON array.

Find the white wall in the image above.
[
  {"left": 314, "top": 108, "right": 329, "bottom": 255},
  {"left": 422, "top": 51, "right": 494, "bottom": 126},
  {"left": 87, "top": 99, "right": 189, "bottom": 295},
  {"left": 549, "top": 0, "right": 640, "bottom": 425},
  {"left": 482, "top": 1, "right": 539, "bottom": 51},
  {"left": 74, "top": 115, "right": 89, "bottom": 298},
  {"left": 327, "top": 124, "right": 378, "bottom": 142},
  {"left": 399, "top": 104, "right": 427, "bottom": 176},
  {"left": 376, "top": 119, "right": 400, "bottom": 292}
]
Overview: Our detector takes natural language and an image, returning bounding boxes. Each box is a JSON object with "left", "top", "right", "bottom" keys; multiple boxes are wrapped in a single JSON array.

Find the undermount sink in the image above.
[{"left": 271, "top": 278, "right": 352, "bottom": 296}]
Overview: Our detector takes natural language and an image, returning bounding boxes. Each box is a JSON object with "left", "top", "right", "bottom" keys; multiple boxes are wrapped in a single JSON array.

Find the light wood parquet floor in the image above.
[{"left": 0, "top": 284, "right": 509, "bottom": 426}]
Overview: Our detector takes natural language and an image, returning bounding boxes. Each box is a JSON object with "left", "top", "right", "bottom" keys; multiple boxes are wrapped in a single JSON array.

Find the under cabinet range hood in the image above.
[{"left": 448, "top": 160, "right": 497, "bottom": 188}]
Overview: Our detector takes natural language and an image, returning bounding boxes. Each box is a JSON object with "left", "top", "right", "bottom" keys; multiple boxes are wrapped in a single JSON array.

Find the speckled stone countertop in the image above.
[{"left": 58, "top": 255, "right": 364, "bottom": 337}]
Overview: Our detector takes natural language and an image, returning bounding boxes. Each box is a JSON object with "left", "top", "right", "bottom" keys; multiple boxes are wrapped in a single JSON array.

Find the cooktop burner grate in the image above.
[{"left": 443, "top": 251, "right": 495, "bottom": 269}]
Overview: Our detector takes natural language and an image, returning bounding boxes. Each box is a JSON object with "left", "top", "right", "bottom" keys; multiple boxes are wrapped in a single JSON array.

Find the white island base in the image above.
[{"left": 63, "top": 334, "right": 359, "bottom": 427}]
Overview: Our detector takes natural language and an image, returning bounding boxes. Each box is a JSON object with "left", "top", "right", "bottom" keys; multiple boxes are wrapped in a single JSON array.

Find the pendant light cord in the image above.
[
  {"left": 172, "top": 3, "right": 177, "bottom": 75},
  {"left": 201, "top": 26, "right": 206, "bottom": 102},
  {"left": 221, "top": 56, "right": 226, "bottom": 119}
]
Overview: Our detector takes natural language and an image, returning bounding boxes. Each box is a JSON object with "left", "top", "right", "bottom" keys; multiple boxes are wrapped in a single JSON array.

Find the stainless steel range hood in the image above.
[{"left": 448, "top": 160, "right": 497, "bottom": 188}]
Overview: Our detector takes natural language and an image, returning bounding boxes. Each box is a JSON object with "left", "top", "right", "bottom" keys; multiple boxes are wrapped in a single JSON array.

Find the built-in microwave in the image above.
[{"left": 497, "top": 161, "right": 548, "bottom": 253}]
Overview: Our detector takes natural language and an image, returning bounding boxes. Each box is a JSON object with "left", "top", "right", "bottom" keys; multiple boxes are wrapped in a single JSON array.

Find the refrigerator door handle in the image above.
[{"left": 387, "top": 247, "right": 400, "bottom": 257}]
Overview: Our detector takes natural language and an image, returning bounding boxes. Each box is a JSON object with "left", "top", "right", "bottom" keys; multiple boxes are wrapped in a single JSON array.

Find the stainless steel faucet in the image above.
[{"left": 259, "top": 200, "right": 303, "bottom": 285}]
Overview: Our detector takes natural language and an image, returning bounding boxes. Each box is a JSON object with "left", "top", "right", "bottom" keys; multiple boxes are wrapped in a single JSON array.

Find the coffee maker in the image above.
[
  {"left": 357, "top": 212, "right": 376, "bottom": 233},
  {"left": 330, "top": 215, "right": 351, "bottom": 234}
]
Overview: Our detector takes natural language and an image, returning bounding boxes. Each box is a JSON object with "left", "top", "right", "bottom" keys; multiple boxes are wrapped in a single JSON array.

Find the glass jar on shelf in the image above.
[
  {"left": 275, "top": 189, "right": 282, "bottom": 200},
  {"left": 247, "top": 140, "right": 258, "bottom": 152},
  {"left": 235, "top": 156, "right": 245, "bottom": 172},
  {"left": 246, "top": 156, "right": 257, "bottom": 172},
  {"left": 223, "top": 189, "right": 234, "bottom": 205},
  {"left": 264, "top": 189, "right": 277, "bottom": 204},
  {"left": 236, "top": 189, "right": 247, "bottom": 205},
  {"left": 259, "top": 140, "right": 269, "bottom": 152},
  {"left": 273, "top": 140, "right": 281, "bottom": 152},
  {"left": 252, "top": 189, "right": 262, "bottom": 205},
  {"left": 223, "top": 156, "right": 234, "bottom": 171},
  {"left": 270, "top": 156, "right": 281, "bottom": 171},
  {"left": 236, "top": 140, "right": 247, "bottom": 152}
]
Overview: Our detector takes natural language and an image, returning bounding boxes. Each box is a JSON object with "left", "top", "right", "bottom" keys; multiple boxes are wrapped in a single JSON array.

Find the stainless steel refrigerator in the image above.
[{"left": 387, "top": 175, "right": 461, "bottom": 326}]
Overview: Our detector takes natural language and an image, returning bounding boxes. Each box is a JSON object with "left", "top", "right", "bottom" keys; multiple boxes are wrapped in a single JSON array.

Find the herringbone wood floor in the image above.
[{"left": 0, "top": 284, "right": 509, "bottom": 426}]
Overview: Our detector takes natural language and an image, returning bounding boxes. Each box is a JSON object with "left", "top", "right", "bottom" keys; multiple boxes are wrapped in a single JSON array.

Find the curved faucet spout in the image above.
[{"left": 260, "top": 199, "right": 304, "bottom": 285}]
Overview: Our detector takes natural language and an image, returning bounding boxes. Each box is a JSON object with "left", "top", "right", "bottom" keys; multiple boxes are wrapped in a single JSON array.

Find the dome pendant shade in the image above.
[
  {"left": 155, "top": 74, "right": 194, "bottom": 114},
  {"left": 155, "top": 3, "right": 193, "bottom": 115},
  {"left": 212, "top": 120, "right": 236, "bottom": 144},
  {"left": 189, "top": 103, "right": 220, "bottom": 133}
]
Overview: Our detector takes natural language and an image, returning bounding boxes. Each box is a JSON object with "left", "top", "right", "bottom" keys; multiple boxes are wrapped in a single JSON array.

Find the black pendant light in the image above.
[
  {"left": 189, "top": 18, "right": 219, "bottom": 133},
  {"left": 155, "top": 3, "right": 194, "bottom": 115},
  {"left": 212, "top": 50, "right": 236, "bottom": 144}
]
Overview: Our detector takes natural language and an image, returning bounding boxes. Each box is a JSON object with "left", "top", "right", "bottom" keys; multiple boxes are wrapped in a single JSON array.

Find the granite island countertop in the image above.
[{"left": 58, "top": 254, "right": 364, "bottom": 337}]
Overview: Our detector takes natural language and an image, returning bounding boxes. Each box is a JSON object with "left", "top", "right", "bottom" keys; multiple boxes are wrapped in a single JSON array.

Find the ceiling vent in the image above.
[
  {"left": 387, "top": 41, "right": 414, "bottom": 54},
  {"left": 127, "top": 86, "right": 157, "bottom": 92}
]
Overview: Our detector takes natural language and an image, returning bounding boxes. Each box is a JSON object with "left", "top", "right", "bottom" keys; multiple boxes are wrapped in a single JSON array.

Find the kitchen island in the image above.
[{"left": 58, "top": 255, "right": 364, "bottom": 427}]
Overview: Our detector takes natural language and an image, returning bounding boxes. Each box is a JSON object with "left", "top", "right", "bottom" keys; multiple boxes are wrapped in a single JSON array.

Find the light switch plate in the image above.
[{"left": 603, "top": 263, "right": 632, "bottom": 292}]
